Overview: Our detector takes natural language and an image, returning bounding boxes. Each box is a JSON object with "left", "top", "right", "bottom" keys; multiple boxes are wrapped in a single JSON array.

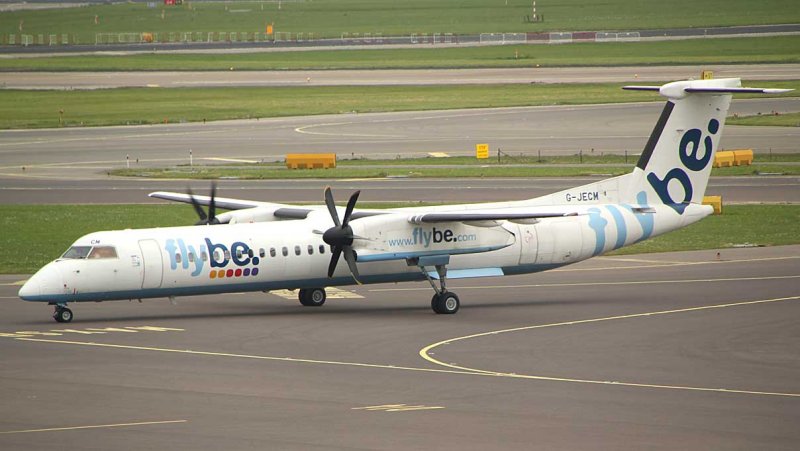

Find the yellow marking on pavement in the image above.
[
  {"left": 0, "top": 419, "right": 187, "bottom": 435},
  {"left": 0, "top": 325, "right": 183, "bottom": 339},
  {"left": 418, "top": 295, "right": 800, "bottom": 398},
  {"left": 370, "top": 274, "right": 800, "bottom": 293},
  {"left": 203, "top": 157, "right": 259, "bottom": 164},
  {"left": 0, "top": 279, "right": 27, "bottom": 286},
  {"left": 270, "top": 288, "right": 363, "bottom": 299},
  {"left": 15, "top": 297, "right": 800, "bottom": 399},
  {"left": 353, "top": 404, "right": 445, "bottom": 412}
]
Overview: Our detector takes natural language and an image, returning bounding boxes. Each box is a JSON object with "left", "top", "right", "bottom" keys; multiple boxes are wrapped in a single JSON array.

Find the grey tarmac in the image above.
[
  {"left": 1, "top": 98, "right": 798, "bottom": 173},
  {"left": 2, "top": 64, "right": 800, "bottom": 89},
  {"left": 1, "top": 245, "right": 798, "bottom": 450}
]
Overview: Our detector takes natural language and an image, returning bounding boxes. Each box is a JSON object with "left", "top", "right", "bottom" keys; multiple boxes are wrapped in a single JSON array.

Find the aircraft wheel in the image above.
[
  {"left": 299, "top": 288, "right": 326, "bottom": 307},
  {"left": 54, "top": 307, "right": 73, "bottom": 323},
  {"left": 432, "top": 292, "right": 459, "bottom": 315}
]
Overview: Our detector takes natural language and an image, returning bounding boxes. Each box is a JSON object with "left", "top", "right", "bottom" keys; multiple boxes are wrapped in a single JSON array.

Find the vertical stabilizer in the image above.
[{"left": 621, "top": 78, "right": 792, "bottom": 214}]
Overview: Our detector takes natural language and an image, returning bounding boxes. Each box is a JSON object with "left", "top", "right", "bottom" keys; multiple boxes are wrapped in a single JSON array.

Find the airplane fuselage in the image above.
[{"left": 19, "top": 202, "right": 710, "bottom": 304}]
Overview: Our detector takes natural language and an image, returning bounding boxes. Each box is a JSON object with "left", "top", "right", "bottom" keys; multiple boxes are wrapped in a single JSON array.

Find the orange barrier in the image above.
[
  {"left": 732, "top": 149, "right": 754, "bottom": 166},
  {"left": 713, "top": 151, "right": 735, "bottom": 168},
  {"left": 286, "top": 153, "right": 336, "bottom": 169},
  {"left": 702, "top": 195, "right": 723, "bottom": 215}
]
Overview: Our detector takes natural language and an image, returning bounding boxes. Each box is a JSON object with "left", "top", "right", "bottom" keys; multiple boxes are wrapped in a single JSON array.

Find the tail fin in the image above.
[{"left": 622, "top": 78, "right": 792, "bottom": 214}]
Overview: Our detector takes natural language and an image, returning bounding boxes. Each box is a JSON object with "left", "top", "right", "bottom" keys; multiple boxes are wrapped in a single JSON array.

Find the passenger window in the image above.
[
  {"left": 236, "top": 249, "right": 243, "bottom": 259},
  {"left": 224, "top": 250, "right": 231, "bottom": 260},
  {"left": 248, "top": 249, "right": 254, "bottom": 258},
  {"left": 294, "top": 245, "right": 301, "bottom": 256},
  {"left": 282, "top": 247, "right": 288, "bottom": 257},
  {"left": 259, "top": 248, "right": 265, "bottom": 258},
  {"left": 87, "top": 246, "right": 118, "bottom": 259},
  {"left": 270, "top": 248, "right": 276, "bottom": 258},
  {"left": 188, "top": 252, "right": 195, "bottom": 263},
  {"left": 307, "top": 245, "right": 314, "bottom": 255},
  {"left": 213, "top": 250, "right": 222, "bottom": 263},
  {"left": 175, "top": 253, "right": 182, "bottom": 264},
  {"left": 318, "top": 245, "right": 325, "bottom": 255},
  {"left": 201, "top": 251, "right": 208, "bottom": 262}
]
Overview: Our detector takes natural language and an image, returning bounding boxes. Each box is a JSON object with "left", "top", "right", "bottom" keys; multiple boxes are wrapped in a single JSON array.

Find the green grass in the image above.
[
  {"left": 1, "top": 0, "right": 798, "bottom": 44},
  {"left": 2, "top": 80, "right": 799, "bottom": 130},
  {"left": 2, "top": 204, "right": 797, "bottom": 274},
  {"left": 3, "top": 35, "right": 800, "bottom": 71},
  {"left": 611, "top": 205, "right": 800, "bottom": 255},
  {"left": 728, "top": 111, "right": 800, "bottom": 127}
]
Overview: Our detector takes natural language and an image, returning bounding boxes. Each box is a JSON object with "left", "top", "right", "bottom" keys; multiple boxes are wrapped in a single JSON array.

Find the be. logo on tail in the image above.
[{"left": 646, "top": 118, "right": 719, "bottom": 214}]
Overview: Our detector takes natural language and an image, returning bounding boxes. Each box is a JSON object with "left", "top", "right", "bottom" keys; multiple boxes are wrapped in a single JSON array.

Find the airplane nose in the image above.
[
  {"left": 19, "top": 263, "right": 63, "bottom": 301},
  {"left": 18, "top": 278, "right": 39, "bottom": 299}
]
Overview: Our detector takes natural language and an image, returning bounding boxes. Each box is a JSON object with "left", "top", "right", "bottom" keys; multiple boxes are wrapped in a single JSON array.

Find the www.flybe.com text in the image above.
[{"left": 387, "top": 227, "right": 477, "bottom": 248}]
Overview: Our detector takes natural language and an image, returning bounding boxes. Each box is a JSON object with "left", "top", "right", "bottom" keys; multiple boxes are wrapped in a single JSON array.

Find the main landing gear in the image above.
[
  {"left": 421, "top": 262, "right": 460, "bottom": 315},
  {"left": 298, "top": 288, "right": 327, "bottom": 307},
  {"left": 52, "top": 304, "right": 73, "bottom": 323}
]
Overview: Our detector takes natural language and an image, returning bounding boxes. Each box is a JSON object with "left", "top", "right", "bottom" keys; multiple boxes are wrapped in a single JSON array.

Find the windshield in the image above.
[
  {"left": 61, "top": 246, "right": 92, "bottom": 259},
  {"left": 88, "top": 246, "right": 118, "bottom": 259}
]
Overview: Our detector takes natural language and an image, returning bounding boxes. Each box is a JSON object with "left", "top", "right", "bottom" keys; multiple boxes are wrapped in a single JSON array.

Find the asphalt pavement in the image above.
[{"left": 1, "top": 245, "right": 798, "bottom": 450}]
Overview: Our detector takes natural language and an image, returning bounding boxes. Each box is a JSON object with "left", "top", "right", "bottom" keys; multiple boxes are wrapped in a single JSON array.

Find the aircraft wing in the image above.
[
  {"left": 149, "top": 191, "right": 316, "bottom": 218},
  {"left": 407, "top": 211, "right": 577, "bottom": 224}
]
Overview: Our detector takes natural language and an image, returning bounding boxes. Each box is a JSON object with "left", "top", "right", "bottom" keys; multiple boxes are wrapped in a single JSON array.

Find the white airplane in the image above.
[{"left": 19, "top": 77, "right": 791, "bottom": 322}]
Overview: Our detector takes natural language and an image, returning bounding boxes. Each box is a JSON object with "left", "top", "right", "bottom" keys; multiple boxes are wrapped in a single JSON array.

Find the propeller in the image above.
[
  {"left": 321, "top": 187, "right": 362, "bottom": 284},
  {"left": 187, "top": 183, "right": 220, "bottom": 225}
]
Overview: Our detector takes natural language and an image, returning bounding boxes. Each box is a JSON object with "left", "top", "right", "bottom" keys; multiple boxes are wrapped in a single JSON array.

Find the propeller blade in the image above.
[
  {"left": 327, "top": 247, "right": 342, "bottom": 278},
  {"left": 343, "top": 247, "right": 361, "bottom": 284},
  {"left": 208, "top": 182, "right": 217, "bottom": 224},
  {"left": 187, "top": 187, "right": 208, "bottom": 224},
  {"left": 324, "top": 186, "right": 341, "bottom": 227},
  {"left": 342, "top": 190, "right": 360, "bottom": 227}
]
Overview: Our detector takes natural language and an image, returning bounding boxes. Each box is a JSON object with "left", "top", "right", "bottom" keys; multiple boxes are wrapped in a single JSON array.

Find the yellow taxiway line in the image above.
[{"left": 0, "top": 419, "right": 187, "bottom": 435}]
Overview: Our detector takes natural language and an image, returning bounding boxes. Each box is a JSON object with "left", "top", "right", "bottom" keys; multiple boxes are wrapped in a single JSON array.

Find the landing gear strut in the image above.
[
  {"left": 298, "top": 288, "right": 327, "bottom": 307},
  {"left": 421, "top": 263, "right": 460, "bottom": 314},
  {"left": 53, "top": 304, "right": 73, "bottom": 323}
]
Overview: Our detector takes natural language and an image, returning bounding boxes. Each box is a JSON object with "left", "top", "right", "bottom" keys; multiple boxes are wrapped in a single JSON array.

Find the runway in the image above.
[
  {"left": 1, "top": 245, "right": 798, "bottom": 450},
  {"left": 3, "top": 64, "right": 799, "bottom": 89},
  {"left": 1, "top": 175, "right": 798, "bottom": 205},
  {"left": 1, "top": 99, "right": 798, "bottom": 174}
]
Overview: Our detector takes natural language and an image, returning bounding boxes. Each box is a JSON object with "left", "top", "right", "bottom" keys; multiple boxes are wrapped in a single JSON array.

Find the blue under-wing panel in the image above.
[{"left": 427, "top": 267, "right": 504, "bottom": 280}]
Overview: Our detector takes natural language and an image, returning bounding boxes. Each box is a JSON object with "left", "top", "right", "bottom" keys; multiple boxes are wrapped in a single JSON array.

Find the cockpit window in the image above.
[
  {"left": 87, "top": 246, "right": 118, "bottom": 259},
  {"left": 62, "top": 246, "right": 92, "bottom": 259}
]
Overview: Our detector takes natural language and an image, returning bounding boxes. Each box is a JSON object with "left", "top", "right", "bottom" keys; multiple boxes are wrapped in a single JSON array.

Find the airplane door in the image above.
[{"left": 138, "top": 239, "right": 163, "bottom": 289}]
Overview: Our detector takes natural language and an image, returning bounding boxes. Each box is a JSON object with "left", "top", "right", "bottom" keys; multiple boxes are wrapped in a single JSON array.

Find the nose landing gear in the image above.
[{"left": 53, "top": 304, "right": 73, "bottom": 323}]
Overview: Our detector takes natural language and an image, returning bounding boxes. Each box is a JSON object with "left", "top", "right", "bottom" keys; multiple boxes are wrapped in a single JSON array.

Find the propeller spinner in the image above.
[
  {"left": 187, "top": 183, "right": 220, "bottom": 225},
  {"left": 321, "top": 187, "right": 361, "bottom": 284}
]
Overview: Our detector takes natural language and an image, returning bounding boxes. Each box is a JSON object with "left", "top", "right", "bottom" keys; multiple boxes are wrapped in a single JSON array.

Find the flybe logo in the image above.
[
  {"left": 387, "top": 227, "right": 477, "bottom": 248},
  {"left": 165, "top": 238, "right": 260, "bottom": 279},
  {"left": 646, "top": 118, "right": 719, "bottom": 214}
]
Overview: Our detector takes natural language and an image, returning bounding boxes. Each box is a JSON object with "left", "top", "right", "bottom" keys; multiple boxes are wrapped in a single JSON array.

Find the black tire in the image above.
[
  {"left": 300, "top": 288, "right": 326, "bottom": 307},
  {"left": 297, "top": 289, "right": 307, "bottom": 303},
  {"left": 54, "top": 307, "right": 73, "bottom": 323},
  {"left": 432, "top": 292, "right": 459, "bottom": 314}
]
